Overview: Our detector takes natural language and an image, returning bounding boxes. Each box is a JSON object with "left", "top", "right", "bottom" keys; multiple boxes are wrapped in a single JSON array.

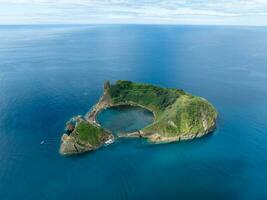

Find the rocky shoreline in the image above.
[
  {"left": 59, "top": 115, "right": 114, "bottom": 155},
  {"left": 117, "top": 122, "right": 216, "bottom": 143},
  {"left": 59, "top": 80, "right": 217, "bottom": 155},
  {"left": 85, "top": 81, "right": 216, "bottom": 144}
]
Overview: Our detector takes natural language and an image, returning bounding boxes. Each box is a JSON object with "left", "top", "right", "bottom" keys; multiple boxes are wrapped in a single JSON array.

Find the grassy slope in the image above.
[
  {"left": 72, "top": 121, "right": 105, "bottom": 146},
  {"left": 109, "top": 80, "right": 217, "bottom": 137}
]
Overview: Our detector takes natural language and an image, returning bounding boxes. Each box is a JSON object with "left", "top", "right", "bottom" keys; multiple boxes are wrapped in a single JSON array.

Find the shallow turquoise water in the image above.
[
  {"left": 97, "top": 105, "right": 154, "bottom": 134},
  {"left": 0, "top": 25, "right": 267, "bottom": 200}
]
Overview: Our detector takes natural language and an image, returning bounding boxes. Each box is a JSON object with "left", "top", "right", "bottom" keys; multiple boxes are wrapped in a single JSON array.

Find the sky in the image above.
[{"left": 1, "top": 0, "right": 267, "bottom": 26}]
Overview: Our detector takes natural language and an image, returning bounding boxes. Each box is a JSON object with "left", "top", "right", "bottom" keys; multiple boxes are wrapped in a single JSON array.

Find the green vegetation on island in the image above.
[
  {"left": 73, "top": 121, "right": 106, "bottom": 146},
  {"left": 108, "top": 80, "right": 217, "bottom": 141},
  {"left": 59, "top": 80, "right": 217, "bottom": 155},
  {"left": 59, "top": 116, "right": 113, "bottom": 155}
]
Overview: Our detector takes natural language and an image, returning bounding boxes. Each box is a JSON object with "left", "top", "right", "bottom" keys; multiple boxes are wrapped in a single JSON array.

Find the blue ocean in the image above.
[{"left": 0, "top": 25, "right": 267, "bottom": 200}]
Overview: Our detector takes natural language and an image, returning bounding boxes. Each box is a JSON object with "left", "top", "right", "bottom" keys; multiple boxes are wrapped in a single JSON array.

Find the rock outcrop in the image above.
[{"left": 59, "top": 134, "right": 93, "bottom": 155}]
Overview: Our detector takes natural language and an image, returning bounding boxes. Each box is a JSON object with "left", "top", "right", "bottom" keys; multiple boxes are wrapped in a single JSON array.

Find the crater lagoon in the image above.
[
  {"left": 0, "top": 25, "right": 267, "bottom": 200},
  {"left": 97, "top": 105, "right": 154, "bottom": 134}
]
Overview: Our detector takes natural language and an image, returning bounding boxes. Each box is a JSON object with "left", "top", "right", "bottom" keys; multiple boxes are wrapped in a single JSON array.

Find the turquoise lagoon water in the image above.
[
  {"left": 97, "top": 105, "right": 154, "bottom": 134},
  {"left": 0, "top": 25, "right": 267, "bottom": 200}
]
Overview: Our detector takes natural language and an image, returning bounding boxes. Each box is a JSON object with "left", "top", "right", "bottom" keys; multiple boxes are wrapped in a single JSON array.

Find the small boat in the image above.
[{"left": 40, "top": 140, "right": 45, "bottom": 145}]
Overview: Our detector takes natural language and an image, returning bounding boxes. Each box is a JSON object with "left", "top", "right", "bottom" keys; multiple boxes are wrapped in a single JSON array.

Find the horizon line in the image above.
[{"left": 0, "top": 23, "right": 267, "bottom": 28}]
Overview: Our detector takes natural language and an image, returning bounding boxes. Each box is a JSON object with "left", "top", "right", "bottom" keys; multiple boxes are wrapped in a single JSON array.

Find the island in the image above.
[{"left": 59, "top": 80, "right": 218, "bottom": 155}]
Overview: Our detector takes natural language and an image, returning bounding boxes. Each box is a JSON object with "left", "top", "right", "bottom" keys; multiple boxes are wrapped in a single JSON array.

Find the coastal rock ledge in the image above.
[{"left": 59, "top": 80, "right": 218, "bottom": 155}]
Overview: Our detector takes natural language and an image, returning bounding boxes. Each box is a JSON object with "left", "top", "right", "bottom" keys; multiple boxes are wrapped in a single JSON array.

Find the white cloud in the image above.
[{"left": 0, "top": 0, "right": 267, "bottom": 25}]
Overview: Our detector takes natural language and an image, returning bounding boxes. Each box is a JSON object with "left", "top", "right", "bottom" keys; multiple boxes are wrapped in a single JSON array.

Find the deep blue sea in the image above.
[{"left": 0, "top": 25, "right": 267, "bottom": 200}]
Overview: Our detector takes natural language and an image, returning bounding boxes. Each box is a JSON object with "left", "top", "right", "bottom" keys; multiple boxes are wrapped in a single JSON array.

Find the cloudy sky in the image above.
[{"left": 1, "top": 0, "right": 267, "bottom": 25}]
